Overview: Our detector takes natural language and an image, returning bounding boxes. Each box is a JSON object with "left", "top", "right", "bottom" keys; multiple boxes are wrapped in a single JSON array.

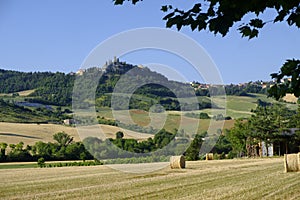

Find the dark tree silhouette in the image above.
[{"left": 113, "top": 0, "right": 300, "bottom": 99}]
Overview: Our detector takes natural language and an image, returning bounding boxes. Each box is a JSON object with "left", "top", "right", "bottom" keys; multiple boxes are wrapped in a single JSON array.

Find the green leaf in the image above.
[
  {"left": 176, "top": 22, "right": 183, "bottom": 30},
  {"left": 166, "top": 20, "right": 173, "bottom": 28},
  {"left": 113, "top": 0, "right": 141, "bottom": 5},
  {"left": 191, "top": 21, "right": 197, "bottom": 31},
  {"left": 238, "top": 25, "right": 251, "bottom": 37},
  {"left": 163, "top": 12, "right": 175, "bottom": 20},
  {"left": 191, "top": 3, "right": 201, "bottom": 13},
  {"left": 161, "top": 5, "right": 168, "bottom": 12},
  {"left": 249, "top": 29, "right": 259, "bottom": 39},
  {"left": 166, "top": 16, "right": 182, "bottom": 29},
  {"left": 196, "top": 14, "right": 208, "bottom": 31},
  {"left": 268, "top": 59, "right": 300, "bottom": 99},
  {"left": 238, "top": 25, "right": 259, "bottom": 39},
  {"left": 132, "top": 0, "right": 140, "bottom": 5},
  {"left": 207, "top": 7, "right": 215, "bottom": 16},
  {"left": 274, "top": 10, "right": 288, "bottom": 22},
  {"left": 270, "top": 73, "right": 279, "bottom": 79},
  {"left": 249, "top": 19, "right": 264, "bottom": 28},
  {"left": 198, "top": 21, "right": 207, "bottom": 31},
  {"left": 114, "top": 0, "right": 125, "bottom": 5},
  {"left": 287, "top": 12, "right": 300, "bottom": 27}
]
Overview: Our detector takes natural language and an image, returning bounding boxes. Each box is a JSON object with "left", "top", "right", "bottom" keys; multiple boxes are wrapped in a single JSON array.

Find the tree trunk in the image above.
[
  {"left": 259, "top": 140, "right": 263, "bottom": 157},
  {"left": 266, "top": 142, "right": 269, "bottom": 157}
]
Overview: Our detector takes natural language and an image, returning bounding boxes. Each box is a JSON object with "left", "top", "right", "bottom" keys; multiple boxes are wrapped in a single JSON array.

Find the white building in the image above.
[{"left": 261, "top": 141, "right": 273, "bottom": 157}]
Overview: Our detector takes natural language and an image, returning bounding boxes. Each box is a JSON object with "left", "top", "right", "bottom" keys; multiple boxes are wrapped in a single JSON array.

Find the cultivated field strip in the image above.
[
  {"left": 0, "top": 122, "right": 152, "bottom": 145},
  {"left": 0, "top": 158, "right": 299, "bottom": 199}
]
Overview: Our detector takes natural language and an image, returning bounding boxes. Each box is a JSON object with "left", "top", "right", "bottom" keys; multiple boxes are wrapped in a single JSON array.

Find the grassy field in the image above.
[
  {"left": 106, "top": 109, "right": 234, "bottom": 135},
  {"left": 0, "top": 163, "right": 37, "bottom": 169},
  {"left": 98, "top": 94, "right": 298, "bottom": 122},
  {"left": 0, "top": 93, "right": 297, "bottom": 145},
  {"left": 0, "top": 158, "right": 299, "bottom": 199},
  {"left": 204, "top": 94, "right": 298, "bottom": 119}
]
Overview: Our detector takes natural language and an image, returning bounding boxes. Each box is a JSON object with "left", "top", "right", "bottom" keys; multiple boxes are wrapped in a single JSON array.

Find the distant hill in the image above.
[
  {"left": 0, "top": 69, "right": 52, "bottom": 93},
  {"left": 0, "top": 60, "right": 198, "bottom": 110},
  {"left": 0, "top": 69, "right": 74, "bottom": 105},
  {"left": 0, "top": 59, "right": 297, "bottom": 113}
]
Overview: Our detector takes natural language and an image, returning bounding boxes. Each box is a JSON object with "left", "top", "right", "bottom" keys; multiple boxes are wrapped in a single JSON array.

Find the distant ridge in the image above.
[{"left": 0, "top": 59, "right": 286, "bottom": 108}]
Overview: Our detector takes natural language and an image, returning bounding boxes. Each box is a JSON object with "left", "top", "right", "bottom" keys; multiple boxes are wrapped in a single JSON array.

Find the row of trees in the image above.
[
  {"left": 0, "top": 99, "right": 71, "bottom": 123},
  {"left": 183, "top": 103, "right": 300, "bottom": 160},
  {"left": 113, "top": 0, "right": 299, "bottom": 101},
  {"left": 83, "top": 129, "right": 229, "bottom": 161},
  {"left": 193, "top": 82, "right": 269, "bottom": 97},
  {"left": 1, "top": 65, "right": 275, "bottom": 110},
  {"left": 96, "top": 94, "right": 212, "bottom": 112},
  {"left": 227, "top": 104, "right": 300, "bottom": 157},
  {"left": 82, "top": 129, "right": 182, "bottom": 160},
  {"left": 0, "top": 132, "right": 93, "bottom": 162},
  {"left": 2, "top": 103, "right": 300, "bottom": 163}
]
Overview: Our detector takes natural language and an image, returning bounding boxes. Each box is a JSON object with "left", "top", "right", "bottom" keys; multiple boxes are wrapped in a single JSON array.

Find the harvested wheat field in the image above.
[
  {"left": 0, "top": 158, "right": 299, "bottom": 200},
  {"left": 0, "top": 122, "right": 79, "bottom": 145},
  {"left": 0, "top": 123, "right": 152, "bottom": 145}
]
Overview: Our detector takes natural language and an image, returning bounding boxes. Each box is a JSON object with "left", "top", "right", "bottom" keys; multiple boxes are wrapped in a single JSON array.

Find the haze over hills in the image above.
[
  {"left": 0, "top": 59, "right": 297, "bottom": 126},
  {"left": 0, "top": 58, "right": 275, "bottom": 103},
  {"left": 0, "top": 59, "right": 195, "bottom": 106}
]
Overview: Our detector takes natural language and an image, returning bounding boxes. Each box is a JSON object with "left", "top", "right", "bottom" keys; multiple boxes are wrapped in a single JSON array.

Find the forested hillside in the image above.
[
  {"left": 0, "top": 61, "right": 200, "bottom": 109},
  {"left": 0, "top": 69, "right": 74, "bottom": 105},
  {"left": 0, "top": 60, "right": 281, "bottom": 110},
  {"left": 0, "top": 99, "right": 68, "bottom": 123},
  {"left": 0, "top": 69, "right": 53, "bottom": 93}
]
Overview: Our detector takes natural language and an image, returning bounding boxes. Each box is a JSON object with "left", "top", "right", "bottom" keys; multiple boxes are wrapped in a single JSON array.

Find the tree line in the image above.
[
  {"left": 112, "top": 0, "right": 300, "bottom": 100},
  {"left": 0, "top": 99, "right": 71, "bottom": 123},
  {"left": 1, "top": 66, "right": 276, "bottom": 109},
  {"left": 227, "top": 103, "right": 300, "bottom": 157},
  {"left": 193, "top": 81, "right": 269, "bottom": 97},
  {"left": 0, "top": 132, "right": 93, "bottom": 162},
  {"left": 1, "top": 102, "right": 300, "bottom": 163}
]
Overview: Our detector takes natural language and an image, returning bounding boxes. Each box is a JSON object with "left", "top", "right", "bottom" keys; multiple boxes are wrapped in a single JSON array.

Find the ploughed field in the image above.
[{"left": 0, "top": 158, "right": 299, "bottom": 199}]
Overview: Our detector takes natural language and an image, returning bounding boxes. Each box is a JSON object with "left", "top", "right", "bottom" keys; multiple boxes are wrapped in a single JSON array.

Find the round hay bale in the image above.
[
  {"left": 284, "top": 153, "right": 300, "bottom": 172},
  {"left": 170, "top": 156, "right": 185, "bottom": 169},
  {"left": 206, "top": 153, "right": 213, "bottom": 160}
]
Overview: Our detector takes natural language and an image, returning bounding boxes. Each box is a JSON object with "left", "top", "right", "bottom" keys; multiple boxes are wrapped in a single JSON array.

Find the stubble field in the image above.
[
  {"left": 0, "top": 158, "right": 299, "bottom": 200},
  {"left": 0, "top": 122, "right": 153, "bottom": 146}
]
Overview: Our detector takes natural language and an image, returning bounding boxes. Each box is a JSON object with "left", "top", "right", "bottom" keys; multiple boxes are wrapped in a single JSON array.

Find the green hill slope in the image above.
[
  {"left": 198, "top": 94, "right": 298, "bottom": 119},
  {"left": 0, "top": 100, "right": 66, "bottom": 123}
]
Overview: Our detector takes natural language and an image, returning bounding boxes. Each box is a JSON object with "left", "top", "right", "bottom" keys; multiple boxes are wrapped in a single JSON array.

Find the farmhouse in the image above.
[
  {"left": 63, "top": 119, "right": 75, "bottom": 125},
  {"left": 247, "top": 128, "right": 300, "bottom": 157}
]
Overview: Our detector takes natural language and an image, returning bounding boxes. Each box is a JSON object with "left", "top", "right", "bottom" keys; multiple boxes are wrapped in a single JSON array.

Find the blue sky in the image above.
[{"left": 0, "top": 0, "right": 299, "bottom": 84}]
